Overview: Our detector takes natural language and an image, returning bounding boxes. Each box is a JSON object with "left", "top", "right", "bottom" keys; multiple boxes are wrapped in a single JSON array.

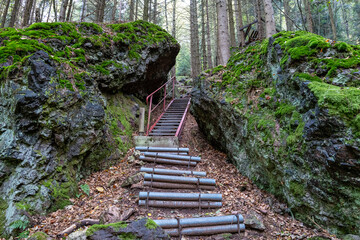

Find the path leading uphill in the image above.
[{"left": 28, "top": 109, "right": 337, "bottom": 239}]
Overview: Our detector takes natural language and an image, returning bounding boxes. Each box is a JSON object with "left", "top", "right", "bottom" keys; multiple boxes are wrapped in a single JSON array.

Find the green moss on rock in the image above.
[
  {"left": 86, "top": 221, "right": 128, "bottom": 236},
  {"left": 192, "top": 30, "right": 360, "bottom": 237},
  {"left": 308, "top": 81, "right": 360, "bottom": 131},
  {"left": 145, "top": 219, "right": 158, "bottom": 230},
  {"left": 28, "top": 232, "right": 49, "bottom": 240}
]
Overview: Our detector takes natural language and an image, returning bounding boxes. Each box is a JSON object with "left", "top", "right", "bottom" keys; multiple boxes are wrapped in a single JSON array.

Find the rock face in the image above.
[
  {"left": 191, "top": 31, "right": 360, "bottom": 237},
  {"left": 0, "top": 21, "right": 179, "bottom": 237}
]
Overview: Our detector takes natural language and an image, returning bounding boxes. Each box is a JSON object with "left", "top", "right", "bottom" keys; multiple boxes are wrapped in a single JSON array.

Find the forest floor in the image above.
[{"left": 29, "top": 114, "right": 339, "bottom": 240}]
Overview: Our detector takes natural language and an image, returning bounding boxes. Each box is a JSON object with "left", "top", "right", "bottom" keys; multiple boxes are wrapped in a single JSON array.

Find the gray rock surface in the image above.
[
  {"left": 191, "top": 32, "right": 360, "bottom": 237},
  {"left": 0, "top": 21, "right": 178, "bottom": 237}
]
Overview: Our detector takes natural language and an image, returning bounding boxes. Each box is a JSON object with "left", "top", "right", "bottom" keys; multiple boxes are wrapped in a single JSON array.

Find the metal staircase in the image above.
[{"left": 134, "top": 77, "right": 245, "bottom": 238}]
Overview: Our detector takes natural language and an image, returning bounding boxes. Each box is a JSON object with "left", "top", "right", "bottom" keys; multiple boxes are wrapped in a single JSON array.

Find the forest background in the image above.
[{"left": 0, "top": 0, "right": 359, "bottom": 77}]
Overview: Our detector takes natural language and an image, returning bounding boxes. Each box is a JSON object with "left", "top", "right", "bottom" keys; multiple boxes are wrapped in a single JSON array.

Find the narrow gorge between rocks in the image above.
[{"left": 0, "top": 4, "right": 359, "bottom": 239}]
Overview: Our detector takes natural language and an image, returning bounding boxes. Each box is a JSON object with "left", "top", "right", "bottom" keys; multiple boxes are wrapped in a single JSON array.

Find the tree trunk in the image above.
[
  {"left": 205, "top": 0, "right": 213, "bottom": 68},
  {"left": 263, "top": 0, "right": 276, "bottom": 37},
  {"left": 22, "top": 0, "right": 34, "bottom": 26},
  {"left": 35, "top": 7, "right": 40, "bottom": 22},
  {"left": 70, "top": 0, "right": 74, "bottom": 21},
  {"left": 135, "top": 0, "right": 138, "bottom": 20},
  {"left": 255, "top": 0, "right": 264, "bottom": 39},
  {"left": 149, "top": 0, "right": 152, "bottom": 21},
  {"left": 171, "top": 0, "right": 176, "bottom": 78},
  {"left": 283, "top": 0, "right": 292, "bottom": 31},
  {"left": 227, "top": 0, "right": 236, "bottom": 48},
  {"left": 40, "top": 0, "right": 46, "bottom": 21},
  {"left": 153, "top": 0, "right": 157, "bottom": 23},
  {"left": 326, "top": 0, "right": 337, "bottom": 40},
  {"left": 235, "top": 0, "right": 244, "bottom": 46},
  {"left": 129, "top": 0, "right": 135, "bottom": 21},
  {"left": 52, "top": 0, "right": 57, "bottom": 22},
  {"left": 340, "top": 0, "right": 349, "bottom": 38},
  {"left": 303, "top": 0, "right": 313, "bottom": 32},
  {"left": 47, "top": 0, "right": 52, "bottom": 22},
  {"left": 190, "top": 0, "right": 201, "bottom": 77},
  {"left": 201, "top": 0, "right": 207, "bottom": 70},
  {"left": 118, "top": 0, "right": 122, "bottom": 21},
  {"left": 172, "top": 0, "right": 176, "bottom": 37},
  {"left": 143, "top": 0, "right": 149, "bottom": 21},
  {"left": 112, "top": 0, "right": 117, "bottom": 21},
  {"left": 215, "top": 0, "right": 219, "bottom": 66},
  {"left": 80, "top": 0, "right": 86, "bottom": 21},
  {"left": 30, "top": 0, "right": 37, "bottom": 24},
  {"left": 296, "top": 0, "right": 306, "bottom": 30},
  {"left": 217, "top": 0, "right": 230, "bottom": 65},
  {"left": 0, "top": 0, "right": 4, "bottom": 19},
  {"left": 1, "top": 0, "right": 11, "bottom": 28},
  {"left": 66, "top": 0, "right": 73, "bottom": 21},
  {"left": 9, "top": 0, "right": 21, "bottom": 27},
  {"left": 245, "top": 0, "right": 249, "bottom": 24},
  {"left": 164, "top": 0, "right": 168, "bottom": 31},
  {"left": 59, "top": 0, "right": 68, "bottom": 21},
  {"left": 97, "top": 0, "right": 106, "bottom": 22}
]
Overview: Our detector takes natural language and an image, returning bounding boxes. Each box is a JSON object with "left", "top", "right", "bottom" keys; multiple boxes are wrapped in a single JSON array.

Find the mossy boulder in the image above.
[
  {"left": 191, "top": 31, "right": 360, "bottom": 237},
  {"left": 85, "top": 218, "right": 169, "bottom": 240},
  {"left": 0, "top": 21, "right": 178, "bottom": 237}
]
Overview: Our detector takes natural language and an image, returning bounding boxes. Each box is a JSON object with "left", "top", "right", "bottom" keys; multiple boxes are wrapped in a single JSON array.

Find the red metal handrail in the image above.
[
  {"left": 146, "top": 76, "right": 176, "bottom": 135},
  {"left": 175, "top": 98, "right": 191, "bottom": 138}
]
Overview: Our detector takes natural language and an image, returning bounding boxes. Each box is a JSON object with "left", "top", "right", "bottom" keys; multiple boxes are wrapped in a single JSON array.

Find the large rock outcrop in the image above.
[
  {"left": 191, "top": 31, "right": 360, "bottom": 237},
  {"left": 0, "top": 21, "right": 179, "bottom": 237}
]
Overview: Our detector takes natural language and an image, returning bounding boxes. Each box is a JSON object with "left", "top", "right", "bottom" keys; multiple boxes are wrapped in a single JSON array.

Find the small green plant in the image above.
[
  {"left": 10, "top": 219, "right": 30, "bottom": 238},
  {"left": 80, "top": 184, "right": 90, "bottom": 196}
]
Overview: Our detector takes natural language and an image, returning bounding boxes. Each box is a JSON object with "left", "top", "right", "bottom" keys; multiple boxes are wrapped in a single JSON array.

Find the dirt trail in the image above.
[{"left": 29, "top": 114, "right": 337, "bottom": 240}]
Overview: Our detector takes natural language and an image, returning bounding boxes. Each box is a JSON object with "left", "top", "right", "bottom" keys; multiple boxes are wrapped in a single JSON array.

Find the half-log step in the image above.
[
  {"left": 135, "top": 146, "right": 189, "bottom": 155},
  {"left": 140, "top": 167, "right": 206, "bottom": 177},
  {"left": 142, "top": 152, "right": 200, "bottom": 162},
  {"left": 139, "top": 152, "right": 200, "bottom": 166},
  {"left": 154, "top": 215, "right": 245, "bottom": 237},
  {"left": 143, "top": 174, "right": 216, "bottom": 190},
  {"left": 139, "top": 192, "right": 222, "bottom": 209}
]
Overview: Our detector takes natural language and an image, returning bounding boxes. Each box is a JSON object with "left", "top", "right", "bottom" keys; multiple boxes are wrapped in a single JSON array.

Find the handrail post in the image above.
[
  {"left": 164, "top": 85, "right": 166, "bottom": 112},
  {"left": 146, "top": 96, "right": 153, "bottom": 135},
  {"left": 139, "top": 107, "right": 145, "bottom": 135},
  {"left": 172, "top": 76, "right": 175, "bottom": 100}
]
